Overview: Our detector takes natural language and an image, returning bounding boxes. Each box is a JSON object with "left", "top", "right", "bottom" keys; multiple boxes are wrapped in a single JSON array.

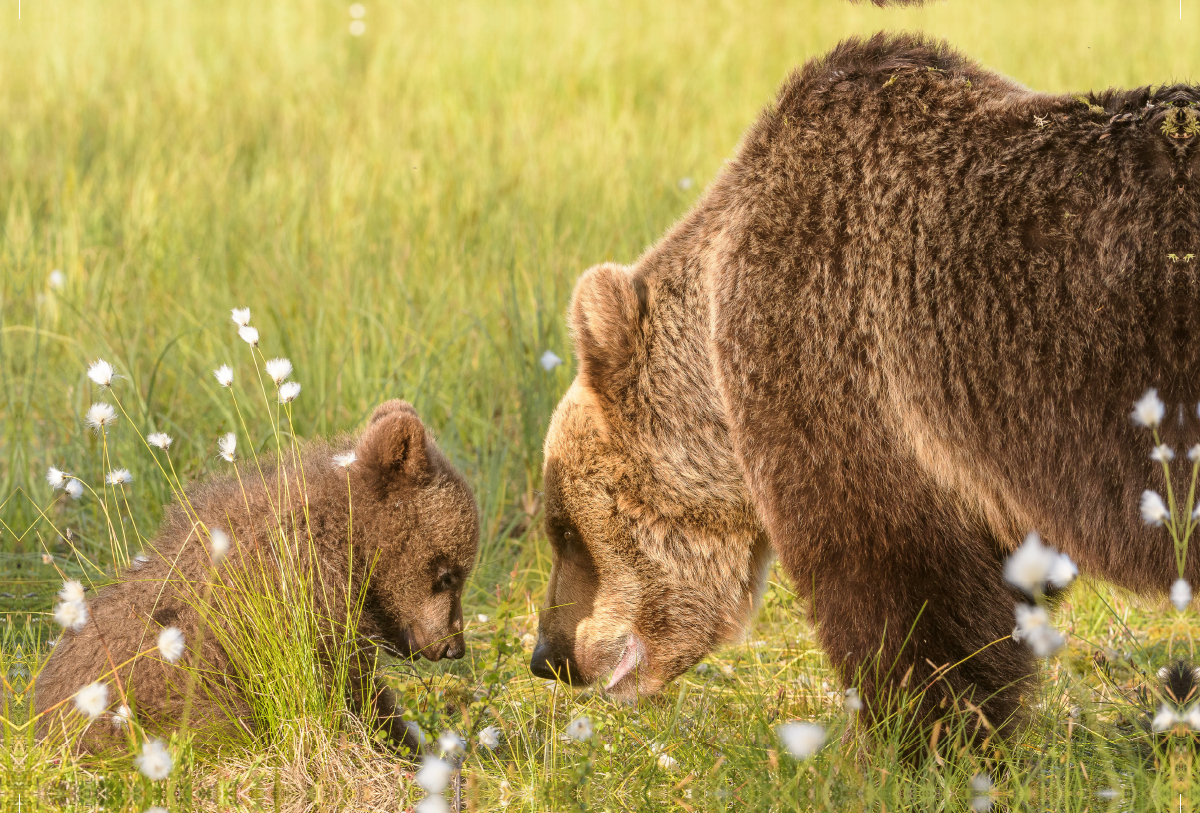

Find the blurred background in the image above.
[{"left": 2, "top": 0, "right": 1198, "bottom": 607}]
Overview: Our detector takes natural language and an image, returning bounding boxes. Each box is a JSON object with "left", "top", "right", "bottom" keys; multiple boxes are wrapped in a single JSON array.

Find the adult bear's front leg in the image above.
[{"left": 802, "top": 507, "right": 1037, "bottom": 747}]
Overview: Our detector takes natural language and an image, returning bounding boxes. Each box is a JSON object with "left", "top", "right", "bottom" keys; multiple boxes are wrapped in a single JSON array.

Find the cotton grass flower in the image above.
[
  {"left": 238, "top": 325, "right": 259, "bottom": 346},
  {"left": 65, "top": 479, "right": 84, "bottom": 500},
  {"left": 111, "top": 703, "right": 131, "bottom": 729},
  {"left": 85, "top": 402, "right": 117, "bottom": 433},
  {"left": 540, "top": 350, "right": 563, "bottom": 371},
  {"left": 59, "top": 580, "right": 85, "bottom": 604},
  {"left": 214, "top": 364, "right": 234, "bottom": 387},
  {"left": 231, "top": 307, "right": 251, "bottom": 326},
  {"left": 1012, "top": 603, "right": 1065, "bottom": 657},
  {"left": 87, "top": 359, "right": 117, "bottom": 388},
  {"left": 776, "top": 721, "right": 825, "bottom": 759},
  {"left": 48, "top": 269, "right": 65, "bottom": 289},
  {"left": 415, "top": 797, "right": 448, "bottom": 813},
  {"left": 74, "top": 681, "right": 108, "bottom": 718},
  {"left": 1151, "top": 444, "right": 1176, "bottom": 463},
  {"left": 147, "top": 432, "right": 172, "bottom": 450},
  {"left": 438, "top": 730, "right": 465, "bottom": 755},
  {"left": 278, "top": 381, "right": 301, "bottom": 403},
  {"left": 1003, "top": 532, "right": 1057, "bottom": 592},
  {"left": 1132, "top": 389, "right": 1165, "bottom": 428},
  {"left": 210, "top": 528, "right": 230, "bottom": 563},
  {"left": 565, "top": 715, "right": 593, "bottom": 741},
  {"left": 46, "top": 466, "right": 68, "bottom": 489},
  {"left": 54, "top": 600, "right": 88, "bottom": 631},
  {"left": 657, "top": 753, "right": 679, "bottom": 771},
  {"left": 1048, "top": 552, "right": 1078, "bottom": 589},
  {"left": 333, "top": 451, "right": 357, "bottom": 469},
  {"left": 106, "top": 468, "right": 133, "bottom": 486},
  {"left": 1172, "top": 578, "right": 1192, "bottom": 612},
  {"left": 157, "top": 627, "right": 185, "bottom": 663},
  {"left": 416, "top": 756, "right": 454, "bottom": 793},
  {"left": 1154, "top": 704, "right": 1180, "bottom": 733},
  {"left": 349, "top": 19, "right": 366, "bottom": 35},
  {"left": 265, "top": 357, "right": 292, "bottom": 385},
  {"left": 218, "top": 432, "right": 237, "bottom": 462},
  {"left": 1141, "top": 490, "right": 1171, "bottom": 526},
  {"left": 844, "top": 687, "right": 863, "bottom": 713},
  {"left": 135, "top": 738, "right": 173, "bottom": 780},
  {"left": 478, "top": 726, "right": 501, "bottom": 749}
]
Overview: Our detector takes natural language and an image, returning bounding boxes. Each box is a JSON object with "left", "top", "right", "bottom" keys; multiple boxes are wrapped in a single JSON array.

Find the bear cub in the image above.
[{"left": 35, "top": 399, "right": 479, "bottom": 753}]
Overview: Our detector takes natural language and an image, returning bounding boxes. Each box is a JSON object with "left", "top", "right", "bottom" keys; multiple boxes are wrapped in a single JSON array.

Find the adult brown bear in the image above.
[{"left": 531, "top": 32, "right": 1200, "bottom": 738}]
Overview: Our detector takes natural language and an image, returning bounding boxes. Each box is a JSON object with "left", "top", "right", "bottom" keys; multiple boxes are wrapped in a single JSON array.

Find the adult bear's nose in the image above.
[{"left": 530, "top": 635, "right": 578, "bottom": 683}]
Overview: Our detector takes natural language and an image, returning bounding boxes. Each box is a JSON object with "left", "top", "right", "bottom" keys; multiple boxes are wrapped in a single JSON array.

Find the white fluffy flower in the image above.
[
  {"left": 106, "top": 468, "right": 133, "bottom": 486},
  {"left": 265, "top": 357, "right": 292, "bottom": 385},
  {"left": 231, "top": 307, "right": 251, "bottom": 326},
  {"left": 415, "top": 797, "right": 448, "bottom": 813},
  {"left": 87, "top": 359, "right": 116, "bottom": 388},
  {"left": 565, "top": 715, "right": 592, "bottom": 742},
  {"left": 135, "top": 738, "right": 173, "bottom": 780},
  {"left": 48, "top": 269, "right": 65, "bottom": 289},
  {"left": 147, "top": 432, "right": 173, "bottom": 450},
  {"left": 238, "top": 325, "right": 259, "bottom": 346},
  {"left": 776, "top": 721, "right": 825, "bottom": 759},
  {"left": 1141, "top": 490, "right": 1171, "bottom": 526},
  {"left": 416, "top": 756, "right": 454, "bottom": 793},
  {"left": 1172, "top": 578, "right": 1192, "bottom": 612},
  {"left": 1047, "top": 552, "right": 1078, "bottom": 589},
  {"left": 438, "top": 730, "right": 465, "bottom": 755},
  {"left": 157, "top": 626, "right": 185, "bottom": 663},
  {"left": 74, "top": 681, "right": 108, "bottom": 718},
  {"left": 1153, "top": 704, "right": 1180, "bottom": 733},
  {"left": 1151, "top": 444, "right": 1176, "bottom": 463},
  {"left": 657, "top": 753, "right": 679, "bottom": 771},
  {"left": 54, "top": 600, "right": 88, "bottom": 631},
  {"left": 844, "top": 687, "right": 863, "bottom": 713},
  {"left": 210, "top": 528, "right": 230, "bottom": 563},
  {"left": 112, "top": 703, "right": 131, "bottom": 729},
  {"left": 1012, "top": 603, "right": 1066, "bottom": 657},
  {"left": 214, "top": 364, "right": 234, "bottom": 387},
  {"left": 1187, "top": 705, "right": 1200, "bottom": 731},
  {"left": 478, "top": 726, "right": 501, "bottom": 749},
  {"left": 332, "top": 451, "right": 357, "bottom": 469},
  {"left": 85, "top": 402, "right": 117, "bottom": 433},
  {"left": 970, "top": 773, "right": 993, "bottom": 793},
  {"left": 46, "top": 466, "right": 68, "bottom": 489},
  {"left": 350, "top": 3, "right": 366, "bottom": 18},
  {"left": 1190, "top": 444, "right": 1200, "bottom": 462},
  {"left": 277, "top": 381, "right": 301, "bottom": 403},
  {"left": 349, "top": 19, "right": 366, "bottom": 36},
  {"left": 1003, "top": 532, "right": 1055, "bottom": 592},
  {"left": 59, "top": 579, "right": 85, "bottom": 603},
  {"left": 218, "top": 432, "right": 237, "bottom": 462},
  {"left": 540, "top": 350, "right": 563, "bottom": 371},
  {"left": 1132, "top": 389, "right": 1165, "bottom": 428},
  {"left": 65, "top": 479, "right": 84, "bottom": 500}
]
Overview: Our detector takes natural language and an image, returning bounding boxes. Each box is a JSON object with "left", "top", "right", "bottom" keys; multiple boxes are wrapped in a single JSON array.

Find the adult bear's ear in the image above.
[
  {"left": 356, "top": 406, "right": 430, "bottom": 481},
  {"left": 568, "top": 262, "right": 648, "bottom": 396}
]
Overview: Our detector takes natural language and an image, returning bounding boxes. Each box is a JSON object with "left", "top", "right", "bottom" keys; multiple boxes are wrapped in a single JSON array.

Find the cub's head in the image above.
[
  {"left": 531, "top": 264, "right": 770, "bottom": 700},
  {"left": 351, "top": 399, "right": 479, "bottom": 662}
]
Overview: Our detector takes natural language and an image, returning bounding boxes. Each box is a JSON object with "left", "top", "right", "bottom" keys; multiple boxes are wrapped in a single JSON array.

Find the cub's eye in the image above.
[{"left": 433, "top": 571, "right": 457, "bottom": 593}]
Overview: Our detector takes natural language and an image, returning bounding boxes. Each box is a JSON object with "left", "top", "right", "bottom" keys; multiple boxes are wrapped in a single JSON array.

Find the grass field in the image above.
[{"left": 5, "top": 0, "right": 1200, "bottom": 810}]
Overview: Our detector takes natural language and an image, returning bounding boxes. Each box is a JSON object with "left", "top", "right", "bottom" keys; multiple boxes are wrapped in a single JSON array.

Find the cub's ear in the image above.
[
  {"left": 568, "top": 262, "right": 648, "bottom": 396},
  {"left": 369, "top": 399, "right": 419, "bottom": 425},
  {"left": 356, "top": 407, "right": 429, "bottom": 481}
]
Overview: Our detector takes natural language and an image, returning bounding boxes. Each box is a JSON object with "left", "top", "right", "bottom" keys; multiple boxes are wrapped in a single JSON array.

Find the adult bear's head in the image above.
[{"left": 531, "top": 260, "right": 773, "bottom": 700}]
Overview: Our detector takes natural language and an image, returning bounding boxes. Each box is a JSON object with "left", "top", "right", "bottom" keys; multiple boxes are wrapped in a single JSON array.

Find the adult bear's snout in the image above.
[{"left": 530, "top": 635, "right": 580, "bottom": 683}]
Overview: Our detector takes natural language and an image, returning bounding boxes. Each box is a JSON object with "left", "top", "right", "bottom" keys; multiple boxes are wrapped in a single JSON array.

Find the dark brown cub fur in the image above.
[
  {"left": 535, "top": 32, "right": 1200, "bottom": 745},
  {"left": 35, "top": 399, "right": 478, "bottom": 753}
]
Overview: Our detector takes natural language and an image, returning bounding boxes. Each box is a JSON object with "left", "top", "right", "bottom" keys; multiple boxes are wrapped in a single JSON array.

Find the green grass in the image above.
[{"left": 5, "top": 0, "right": 1200, "bottom": 810}]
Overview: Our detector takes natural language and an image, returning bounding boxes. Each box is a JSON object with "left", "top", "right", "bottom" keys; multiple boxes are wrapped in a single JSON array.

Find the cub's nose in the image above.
[
  {"left": 530, "top": 635, "right": 579, "bottom": 683},
  {"left": 445, "top": 631, "right": 466, "bottom": 660}
]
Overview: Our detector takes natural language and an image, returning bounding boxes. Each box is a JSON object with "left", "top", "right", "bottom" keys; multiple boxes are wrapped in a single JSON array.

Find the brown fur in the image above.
[
  {"left": 533, "top": 32, "right": 1200, "bottom": 741},
  {"left": 36, "top": 400, "right": 478, "bottom": 752}
]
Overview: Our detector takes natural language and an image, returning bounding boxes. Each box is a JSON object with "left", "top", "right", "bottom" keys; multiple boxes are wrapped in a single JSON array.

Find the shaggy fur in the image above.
[
  {"left": 532, "top": 32, "right": 1200, "bottom": 740},
  {"left": 36, "top": 400, "right": 478, "bottom": 753}
]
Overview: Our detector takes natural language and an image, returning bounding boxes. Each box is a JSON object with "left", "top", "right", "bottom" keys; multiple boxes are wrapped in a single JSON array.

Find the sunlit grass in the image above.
[{"left": 5, "top": 0, "right": 1200, "bottom": 810}]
